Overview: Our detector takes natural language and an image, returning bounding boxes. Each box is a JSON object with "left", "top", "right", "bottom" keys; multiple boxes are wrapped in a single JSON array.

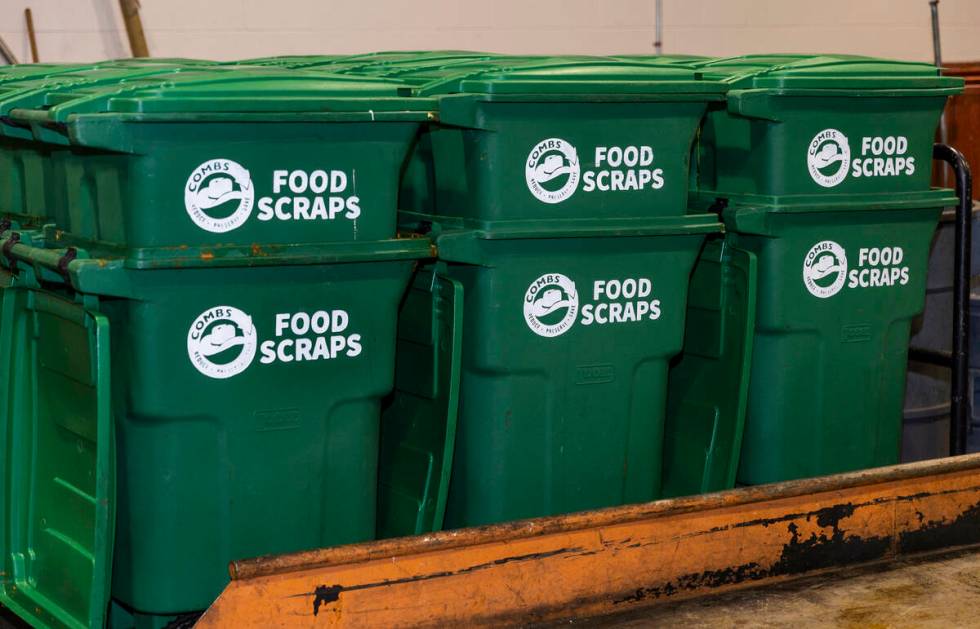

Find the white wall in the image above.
[{"left": 1, "top": 0, "right": 979, "bottom": 64}]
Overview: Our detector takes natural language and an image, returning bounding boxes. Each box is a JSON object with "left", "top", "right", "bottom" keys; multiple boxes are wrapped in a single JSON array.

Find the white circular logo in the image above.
[
  {"left": 803, "top": 241, "right": 848, "bottom": 298},
  {"left": 184, "top": 159, "right": 255, "bottom": 233},
  {"left": 807, "top": 129, "right": 851, "bottom": 188},
  {"left": 524, "top": 273, "right": 579, "bottom": 337},
  {"left": 525, "top": 138, "right": 580, "bottom": 204},
  {"left": 187, "top": 306, "right": 258, "bottom": 379}
]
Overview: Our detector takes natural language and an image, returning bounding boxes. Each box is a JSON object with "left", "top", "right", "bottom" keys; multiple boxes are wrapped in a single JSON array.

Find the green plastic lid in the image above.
[
  {"left": 0, "top": 63, "right": 224, "bottom": 116},
  {"left": 0, "top": 59, "right": 215, "bottom": 86},
  {"left": 226, "top": 54, "right": 725, "bottom": 98},
  {"left": 0, "top": 63, "right": 90, "bottom": 84},
  {"left": 327, "top": 56, "right": 727, "bottom": 98},
  {"left": 332, "top": 50, "right": 492, "bottom": 62},
  {"left": 233, "top": 52, "right": 507, "bottom": 87},
  {"left": 692, "top": 54, "right": 963, "bottom": 92},
  {"left": 231, "top": 54, "right": 345, "bottom": 67},
  {"left": 7, "top": 68, "right": 434, "bottom": 124},
  {"left": 237, "top": 51, "right": 495, "bottom": 70},
  {"left": 613, "top": 54, "right": 713, "bottom": 65},
  {"left": 105, "top": 57, "right": 215, "bottom": 65}
]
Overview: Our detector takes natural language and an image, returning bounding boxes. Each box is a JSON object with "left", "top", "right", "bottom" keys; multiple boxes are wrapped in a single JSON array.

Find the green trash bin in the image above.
[
  {"left": 1, "top": 68, "right": 434, "bottom": 261},
  {"left": 0, "top": 63, "right": 106, "bottom": 231},
  {"left": 672, "top": 55, "right": 963, "bottom": 488},
  {"left": 0, "top": 62, "right": 227, "bottom": 231},
  {"left": 0, "top": 63, "right": 236, "bottom": 382},
  {"left": 359, "top": 57, "right": 726, "bottom": 532},
  {"left": 0, "top": 69, "right": 434, "bottom": 628},
  {"left": 0, "top": 64, "right": 223, "bottom": 401}
]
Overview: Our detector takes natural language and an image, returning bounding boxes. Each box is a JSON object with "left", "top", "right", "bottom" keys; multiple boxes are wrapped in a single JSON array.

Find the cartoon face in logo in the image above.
[
  {"left": 525, "top": 138, "right": 581, "bottom": 204},
  {"left": 807, "top": 129, "right": 851, "bottom": 188},
  {"left": 187, "top": 306, "right": 258, "bottom": 378},
  {"left": 524, "top": 273, "right": 579, "bottom": 337},
  {"left": 184, "top": 159, "right": 255, "bottom": 233},
  {"left": 803, "top": 241, "right": 848, "bottom": 298}
]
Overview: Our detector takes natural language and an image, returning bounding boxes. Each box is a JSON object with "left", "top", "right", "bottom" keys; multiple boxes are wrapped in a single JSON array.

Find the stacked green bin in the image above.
[
  {"left": 0, "top": 63, "right": 230, "bottom": 417},
  {"left": 667, "top": 55, "right": 962, "bottom": 490},
  {"left": 0, "top": 64, "right": 98, "bottom": 232},
  {"left": 0, "top": 68, "right": 433, "bottom": 628},
  {"left": 348, "top": 57, "right": 727, "bottom": 532},
  {"left": 0, "top": 62, "right": 223, "bottom": 402},
  {"left": 0, "top": 61, "right": 225, "bottom": 232}
]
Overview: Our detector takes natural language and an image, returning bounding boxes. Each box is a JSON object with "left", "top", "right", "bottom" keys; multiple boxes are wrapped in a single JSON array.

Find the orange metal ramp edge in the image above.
[{"left": 198, "top": 454, "right": 980, "bottom": 627}]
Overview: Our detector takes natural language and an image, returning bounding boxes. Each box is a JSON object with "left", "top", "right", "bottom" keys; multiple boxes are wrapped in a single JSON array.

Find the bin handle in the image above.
[
  {"left": 1, "top": 232, "right": 20, "bottom": 271},
  {"left": 909, "top": 144, "right": 973, "bottom": 455},
  {"left": 430, "top": 266, "right": 463, "bottom": 531},
  {"left": 0, "top": 235, "right": 92, "bottom": 289}
]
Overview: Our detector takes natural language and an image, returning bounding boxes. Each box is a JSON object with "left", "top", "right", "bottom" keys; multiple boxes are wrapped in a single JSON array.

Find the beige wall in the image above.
[{"left": 1, "top": 0, "right": 979, "bottom": 64}]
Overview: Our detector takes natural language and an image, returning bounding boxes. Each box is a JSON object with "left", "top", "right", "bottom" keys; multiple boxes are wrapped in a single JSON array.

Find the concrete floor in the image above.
[{"left": 574, "top": 547, "right": 980, "bottom": 628}]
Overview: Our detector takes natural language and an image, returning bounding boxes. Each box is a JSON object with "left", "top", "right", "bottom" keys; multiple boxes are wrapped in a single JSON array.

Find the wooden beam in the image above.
[
  {"left": 118, "top": 0, "right": 148, "bottom": 58},
  {"left": 24, "top": 9, "right": 38, "bottom": 63}
]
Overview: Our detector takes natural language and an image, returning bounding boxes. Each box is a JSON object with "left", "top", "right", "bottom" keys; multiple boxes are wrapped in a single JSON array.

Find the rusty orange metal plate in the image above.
[{"left": 198, "top": 454, "right": 980, "bottom": 627}]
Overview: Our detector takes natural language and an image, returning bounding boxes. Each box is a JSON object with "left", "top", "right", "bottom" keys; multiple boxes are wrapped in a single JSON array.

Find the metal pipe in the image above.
[
  {"left": 0, "top": 35, "right": 18, "bottom": 65},
  {"left": 933, "top": 143, "right": 972, "bottom": 456},
  {"left": 654, "top": 0, "right": 663, "bottom": 54},
  {"left": 931, "top": 0, "right": 950, "bottom": 187},
  {"left": 25, "top": 8, "right": 39, "bottom": 63},
  {"left": 118, "top": 0, "right": 149, "bottom": 57}
]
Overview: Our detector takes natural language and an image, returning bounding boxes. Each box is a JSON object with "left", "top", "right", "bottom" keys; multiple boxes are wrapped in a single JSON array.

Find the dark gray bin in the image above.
[{"left": 903, "top": 204, "right": 979, "bottom": 457}]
